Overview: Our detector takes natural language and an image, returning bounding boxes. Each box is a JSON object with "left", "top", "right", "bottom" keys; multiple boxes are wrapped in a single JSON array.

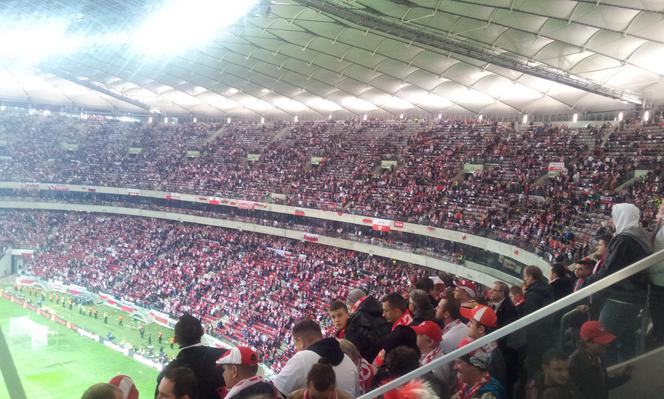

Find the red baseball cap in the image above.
[
  {"left": 108, "top": 375, "right": 139, "bottom": 399},
  {"left": 411, "top": 321, "right": 443, "bottom": 343},
  {"left": 460, "top": 305, "right": 497, "bottom": 328},
  {"left": 454, "top": 279, "right": 478, "bottom": 298},
  {"left": 579, "top": 321, "right": 616, "bottom": 345},
  {"left": 216, "top": 346, "right": 259, "bottom": 366}
]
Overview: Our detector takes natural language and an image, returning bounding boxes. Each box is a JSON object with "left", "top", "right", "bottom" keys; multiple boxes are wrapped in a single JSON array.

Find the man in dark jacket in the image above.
[
  {"left": 592, "top": 203, "right": 653, "bottom": 363},
  {"left": 157, "top": 314, "right": 227, "bottom": 399},
  {"left": 522, "top": 266, "right": 555, "bottom": 377},
  {"left": 549, "top": 264, "right": 574, "bottom": 301},
  {"left": 345, "top": 289, "right": 391, "bottom": 363},
  {"left": 569, "top": 321, "right": 631, "bottom": 399}
]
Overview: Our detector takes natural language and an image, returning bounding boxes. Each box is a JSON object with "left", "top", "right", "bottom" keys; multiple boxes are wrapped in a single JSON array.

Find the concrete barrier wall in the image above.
[
  {"left": 0, "top": 181, "right": 550, "bottom": 272},
  {"left": 0, "top": 200, "right": 522, "bottom": 286}
]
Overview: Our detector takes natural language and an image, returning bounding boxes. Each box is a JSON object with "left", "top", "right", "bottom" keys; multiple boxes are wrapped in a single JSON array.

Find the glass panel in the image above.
[{"left": 356, "top": 250, "right": 664, "bottom": 399}]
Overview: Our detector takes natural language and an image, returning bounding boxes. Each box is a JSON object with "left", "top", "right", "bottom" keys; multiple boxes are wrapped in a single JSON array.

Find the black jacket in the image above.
[
  {"left": 157, "top": 345, "right": 227, "bottom": 399},
  {"left": 345, "top": 296, "right": 391, "bottom": 362},
  {"left": 551, "top": 276, "right": 574, "bottom": 301},
  {"left": 232, "top": 380, "right": 278, "bottom": 399},
  {"left": 494, "top": 298, "right": 518, "bottom": 329},
  {"left": 592, "top": 229, "right": 652, "bottom": 303},
  {"left": 523, "top": 279, "right": 554, "bottom": 317},
  {"left": 569, "top": 348, "right": 629, "bottom": 399}
]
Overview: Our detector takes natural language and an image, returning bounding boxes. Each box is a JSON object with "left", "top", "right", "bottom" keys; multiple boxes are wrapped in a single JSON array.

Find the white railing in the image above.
[{"left": 359, "top": 248, "right": 664, "bottom": 399}]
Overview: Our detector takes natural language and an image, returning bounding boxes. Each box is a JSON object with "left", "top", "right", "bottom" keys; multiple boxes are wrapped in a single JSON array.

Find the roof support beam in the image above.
[
  {"left": 297, "top": 0, "right": 643, "bottom": 105},
  {"left": 47, "top": 69, "right": 157, "bottom": 113}
]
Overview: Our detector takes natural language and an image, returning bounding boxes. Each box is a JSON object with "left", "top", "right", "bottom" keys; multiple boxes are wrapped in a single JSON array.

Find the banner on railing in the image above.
[
  {"left": 372, "top": 219, "right": 391, "bottom": 232},
  {"left": 303, "top": 233, "right": 319, "bottom": 243},
  {"left": 127, "top": 189, "right": 141, "bottom": 196},
  {"left": 547, "top": 162, "right": 566, "bottom": 176}
]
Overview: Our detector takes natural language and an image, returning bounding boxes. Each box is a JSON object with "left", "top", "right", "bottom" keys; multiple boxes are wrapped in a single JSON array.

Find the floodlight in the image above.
[
  {"left": 643, "top": 110, "right": 650, "bottom": 122},
  {"left": 522, "top": 114, "right": 528, "bottom": 124},
  {"left": 618, "top": 112, "right": 624, "bottom": 121},
  {"left": 572, "top": 113, "right": 578, "bottom": 123},
  {"left": 135, "top": 0, "right": 259, "bottom": 55}
]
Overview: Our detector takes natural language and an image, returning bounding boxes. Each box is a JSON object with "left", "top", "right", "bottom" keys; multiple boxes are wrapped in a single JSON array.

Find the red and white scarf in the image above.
[
  {"left": 420, "top": 346, "right": 441, "bottom": 366},
  {"left": 455, "top": 372, "right": 491, "bottom": 399},
  {"left": 392, "top": 310, "right": 414, "bottom": 331}
]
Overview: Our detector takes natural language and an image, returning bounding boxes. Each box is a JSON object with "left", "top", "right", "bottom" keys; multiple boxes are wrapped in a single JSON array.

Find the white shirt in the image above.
[
  {"left": 441, "top": 319, "right": 469, "bottom": 354},
  {"left": 271, "top": 350, "right": 359, "bottom": 398}
]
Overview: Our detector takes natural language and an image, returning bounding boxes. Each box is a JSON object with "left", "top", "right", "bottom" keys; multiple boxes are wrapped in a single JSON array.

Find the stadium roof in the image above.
[{"left": 1, "top": 0, "right": 664, "bottom": 118}]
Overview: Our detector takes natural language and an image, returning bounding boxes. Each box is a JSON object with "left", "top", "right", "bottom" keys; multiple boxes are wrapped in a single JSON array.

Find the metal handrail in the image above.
[{"left": 358, "top": 248, "right": 664, "bottom": 399}]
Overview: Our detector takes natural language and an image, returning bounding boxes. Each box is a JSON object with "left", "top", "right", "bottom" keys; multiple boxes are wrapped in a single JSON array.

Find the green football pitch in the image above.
[{"left": 0, "top": 295, "right": 170, "bottom": 399}]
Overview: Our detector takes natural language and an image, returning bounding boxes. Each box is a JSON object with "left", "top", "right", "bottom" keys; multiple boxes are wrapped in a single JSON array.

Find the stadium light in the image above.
[
  {"left": 478, "top": 114, "right": 483, "bottom": 122},
  {"left": 164, "top": 117, "right": 168, "bottom": 123},
  {"left": 572, "top": 113, "right": 578, "bottom": 123},
  {"left": 399, "top": 113, "right": 404, "bottom": 119},
  {"left": 522, "top": 114, "right": 528, "bottom": 124},
  {"left": 227, "top": 117, "right": 231, "bottom": 124},
  {"left": 328, "top": 114, "right": 332, "bottom": 119},
  {"left": 0, "top": 105, "right": 6, "bottom": 111},
  {"left": 438, "top": 113, "right": 442, "bottom": 120},
  {"left": 363, "top": 114, "right": 368, "bottom": 121},
  {"left": 643, "top": 110, "right": 650, "bottom": 122},
  {"left": 294, "top": 115, "right": 298, "bottom": 123},
  {"left": 148, "top": 117, "right": 153, "bottom": 123},
  {"left": 135, "top": 0, "right": 258, "bottom": 55},
  {"left": 618, "top": 112, "right": 624, "bottom": 121},
  {"left": 260, "top": 117, "right": 265, "bottom": 124},
  {"left": 193, "top": 117, "right": 197, "bottom": 123}
]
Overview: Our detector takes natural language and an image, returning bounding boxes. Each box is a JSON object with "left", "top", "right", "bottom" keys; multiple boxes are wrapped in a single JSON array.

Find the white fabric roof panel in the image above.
[{"left": 0, "top": 0, "right": 663, "bottom": 118}]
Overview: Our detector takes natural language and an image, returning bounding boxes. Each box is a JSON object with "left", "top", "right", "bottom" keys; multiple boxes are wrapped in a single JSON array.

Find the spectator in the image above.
[
  {"left": 549, "top": 264, "right": 573, "bottom": 301},
  {"left": 157, "top": 366, "right": 199, "bottom": 399},
  {"left": 572, "top": 259, "right": 595, "bottom": 293},
  {"left": 568, "top": 321, "right": 631, "bottom": 399},
  {"left": 412, "top": 320, "right": 452, "bottom": 386},
  {"left": 381, "top": 292, "right": 413, "bottom": 330},
  {"left": 509, "top": 286, "right": 524, "bottom": 315},
  {"left": 648, "top": 201, "right": 664, "bottom": 345},
  {"left": 435, "top": 297, "right": 469, "bottom": 354},
  {"left": 414, "top": 277, "right": 438, "bottom": 307},
  {"left": 596, "top": 204, "right": 652, "bottom": 363},
  {"left": 488, "top": 281, "right": 519, "bottom": 398},
  {"left": 453, "top": 280, "right": 479, "bottom": 312},
  {"left": 272, "top": 319, "right": 358, "bottom": 397},
  {"left": 526, "top": 349, "right": 582, "bottom": 399},
  {"left": 488, "top": 281, "right": 517, "bottom": 329},
  {"left": 373, "top": 345, "right": 420, "bottom": 388},
  {"left": 593, "top": 233, "right": 614, "bottom": 275},
  {"left": 345, "top": 289, "right": 391, "bottom": 363},
  {"left": 81, "top": 383, "right": 121, "bottom": 399},
  {"left": 108, "top": 375, "right": 139, "bottom": 399},
  {"left": 338, "top": 339, "right": 374, "bottom": 394},
  {"left": 158, "top": 314, "right": 226, "bottom": 399},
  {"left": 328, "top": 301, "right": 350, "bottom": 339},
  {"left": 522, "top": 265, "right": 554, "bottom": 375},
  {"left": 287, "top": 359, "right": 352, "bottom": 399},
  {"left": 451, "top": 347, "right": 506, "bottom": 399},
  {"left": 459, "top": 305, "right": 507, "bottom": 387},
  {"left": 409, "top": 289, "right": 436, "bottom": 324},
  {"left": 217, "top": 347, "right": 277, "bottom": 399}
]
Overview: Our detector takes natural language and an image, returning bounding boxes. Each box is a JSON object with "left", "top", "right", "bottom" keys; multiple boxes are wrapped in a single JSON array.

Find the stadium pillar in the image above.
[{"left": 0, "top": 326, "right": 28, "bottom": 399}]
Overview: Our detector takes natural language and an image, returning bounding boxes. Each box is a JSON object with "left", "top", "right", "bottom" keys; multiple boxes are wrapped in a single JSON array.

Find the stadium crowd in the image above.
[
  {"left": 0, "top": 112, "right": 663, "bottom": 399},
  {"left": 5, "top": 198, "right": 664, "bottom": 399},
  {"left": 1, "top": 112, "right": 663, "bottom": 263}
]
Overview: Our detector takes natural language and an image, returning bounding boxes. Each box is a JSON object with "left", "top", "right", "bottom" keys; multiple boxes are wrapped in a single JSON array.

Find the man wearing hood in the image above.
[
  {"left": 272, "top": 319, "right": 359, "bottom": 398},
  {"left": 345, "top": 288, "right": 391, "bottom": 363},
  {"left": 594, "top": 203, "right": 653, "bottom": 363}
]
